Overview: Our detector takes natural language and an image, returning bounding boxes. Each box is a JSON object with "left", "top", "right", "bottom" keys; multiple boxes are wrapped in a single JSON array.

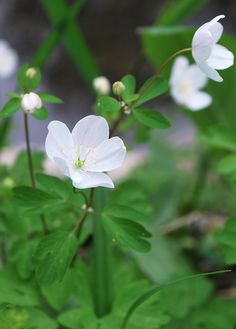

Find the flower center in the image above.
[{"left": 75, "top": 158, "right": 85, "bottom": 169}]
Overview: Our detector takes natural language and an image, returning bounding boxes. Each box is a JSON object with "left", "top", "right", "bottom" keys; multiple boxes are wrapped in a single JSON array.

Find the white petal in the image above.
[
  {"left": 184, "top": 64, "right": 208, "bottom": 89},
  {"left": 198, "top": 16, "right": 225, "bottom": 42},
  {"left": 48, "top": 121, "right": 74, "bottom": 151},
  {"left": 72, "top": 171, "right": 114, "bottom": 189},
  {"left": 192, "top": 30, "right": 214, "bottom": 63},
  {"left": 185, "top": 91, "right": 212, "bottom": 111},
  {"left": 72, "top": 115, "right": 109, "bottom": 152},
  {"left": 170, "top": 56, "right": 189, "bottom": 86},
  {"left": 85, "top": 137, "right": 126, "bottom": 172},
  {"left": 198, "top": 62, "right": 223, "bottom": 82},
  {"left": 208, "top": 22, "right": 223, "bottom": 43},
  {"left": 0, "top": 40, "right": 18, "bottom": 78},
  {"left": 53, "top": 157, "right": 70, "bottom": 176},
  {"left": 207, "top": 44, "right": 234, "bottom": 70}
]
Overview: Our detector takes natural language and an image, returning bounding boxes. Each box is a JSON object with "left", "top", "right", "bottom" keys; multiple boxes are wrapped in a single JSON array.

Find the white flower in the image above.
[
  {"left": 45, "top": 115, "right": 126, "bottom": 189},
  {"left": 170, "top": 56, "right": 212, "bottom": 111},
  {"left": 0, "top": 39, "right": 18, "bottom": 78},
  {"left": 192, "top": 15, "right": 234, "bottom": 82},
  {"left": 21, "top": 92, "right": 42, "bottom": 113},
  {"left": 93, "top": 76, "right": 110, "bottom": 95}
]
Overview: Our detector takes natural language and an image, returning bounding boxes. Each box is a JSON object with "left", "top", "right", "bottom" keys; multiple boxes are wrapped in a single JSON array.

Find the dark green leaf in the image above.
[
  {"left": 0, "top": 98, "right": 21, "bottom": 119},
  {"left": 34, "top": 230, "right": 78, "bottom": 284},
  {"left": 133, "top": 108, "right": 170, "bottom": 129}
]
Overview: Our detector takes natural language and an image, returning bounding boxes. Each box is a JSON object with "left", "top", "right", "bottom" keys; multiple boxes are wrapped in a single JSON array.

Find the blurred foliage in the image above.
[{"left": 0, "top": 0, "right": 236, "bottom": 328}]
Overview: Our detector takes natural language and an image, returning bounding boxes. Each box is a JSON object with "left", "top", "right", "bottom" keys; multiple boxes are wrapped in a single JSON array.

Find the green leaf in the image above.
[
  {"left": 34, "top": 230, "right": 78, "bottom": 284},
  {"left": 17, "top": 64, "right": 41, "bottom": 92},
  {"left": 218, "top": 154, "right": 236, "bottom": 175},
  {"left": 41, "top": 0, "right": 100, "bottom": 84},
  {"left": 26, "top": 309, "right": 58, "bottom": 329},
  {"left": 42, "top": 270, "right": 74, "bottom": 311},
  {"left": 0, "top": 98, "right": 21, "bottom": 119},
  {"left": 97, "top": 96, "right": 121, "bottom": 115},
  {"left": 119, "top": 270, "right": 230, "bottom": 329},
  {"left": 13, "top": 186, "right": 62, "bottom": 213},
  {"left": 6, "top": 92, "right": 21, "bottom": 99},
  {"left": 200, "top": 127, "right": 236, "bottom": 152},
  {"left": 38, "top": 92, "right": 63, "bottom": 103},
  {"left": 104, "top": 205, "right": 147, "bottom": 222},
  {"left": 58, "top": 308, "right": 97, "bottom": 329},
  {"left": 121, "top": 74, "right": 136, "bottom": 102},
  {"left": 133, "top": 108, "right": 170, "bottom": 129},
  {"left": 157, "top": 0, "right": 208, "bottom": 26},
  {"left": 136, "top": 77, "right": 168, "bottom": 106},
  {"left": 9, "top": 239, "right": 37, "bottom": 279},
  {"left": 0, "top": 267, "right": 40, "bottom": 307},
  {"left": 32, "top": 107, "right": 48, "bottom": 120},
  {"left": 102, "top": 215, "right": 152, "bottom": 252},
  {"left": 215, "top": 218, "right": 236, "bottom": 264},
  {"left": 36, "top": 173, "right": 71, "bottom": 199}
]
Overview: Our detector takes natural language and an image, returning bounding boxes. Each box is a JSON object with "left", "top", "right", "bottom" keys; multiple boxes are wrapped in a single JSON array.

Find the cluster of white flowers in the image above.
[
  {"left": 170, "top": 15, "right": 234, "bottom": 111},
  {"left": 0, "top": 39, "right": 18, "bottom": 79},
  {"left": 45, "top": 15, "right": 234, "bottom": 189}
]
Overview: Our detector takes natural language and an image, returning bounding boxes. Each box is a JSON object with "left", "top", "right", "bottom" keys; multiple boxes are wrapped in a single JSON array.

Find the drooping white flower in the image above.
[
  {"left": 0, "top": 39, "right": 18, "bottom": 78},
  {"left": 21, "top": 92, "right": 42, "bottom": 113},
  {"left": 192, "top": 15, "right": 234, "bottom": 82},
  {"left": 45, "top": 115, "right": 126, "bottom": 189},
  {"left": 93, "top": 76, "right": 110, "bottom": 95},
  {"left": 170, "top": 56, "right": 212, "bottom": 111}
]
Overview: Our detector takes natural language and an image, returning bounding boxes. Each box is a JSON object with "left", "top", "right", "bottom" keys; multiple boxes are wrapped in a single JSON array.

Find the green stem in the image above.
[
  {"left": 23, "top": 113, "right": 48, "bottom": 234},
  {"left": 110, "top": 47, "right": 192, "bottom": 135},
  {"left": 92, "top": 188, "right": 112, "bottom": 317}
]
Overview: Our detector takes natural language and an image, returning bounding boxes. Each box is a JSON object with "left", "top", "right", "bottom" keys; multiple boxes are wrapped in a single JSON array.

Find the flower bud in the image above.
[
  {"left": 26, "top": 67, "right": 37, "bottom": 79},
  {"left": 112, "top": 81, "right": 125, "bottom": 96},
  {"left": 93, "top": 76, "right": 110, "bottom": 95},
  {"left": 21, "top": 92, "right": 42, "bottom": 113}
]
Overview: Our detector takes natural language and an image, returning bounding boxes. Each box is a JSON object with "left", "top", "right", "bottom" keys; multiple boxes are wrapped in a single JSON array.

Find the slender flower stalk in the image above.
[
  {"left": 23, "top": 112, "right": 48, "bottom": 234},
  {"left": 110, "top": 48, "right": 192, "bottom": 135},
  {"left": 72, "top": 188, "right": 94, "bottom": 239}
]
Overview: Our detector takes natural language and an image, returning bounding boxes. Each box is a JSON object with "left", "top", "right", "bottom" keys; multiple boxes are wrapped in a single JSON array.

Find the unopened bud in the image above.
[
  {"left": 93, "top": 76, "right": 110, "bottom": 95},
  {"left": 26, "top": 67, "right": 37, "bottom": 79},
  {"left": 112, "top": 81, "right": 125, "bottom": 96},
  {"left": 21, "top": 92, "right": 42, "bottom": 113}
]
